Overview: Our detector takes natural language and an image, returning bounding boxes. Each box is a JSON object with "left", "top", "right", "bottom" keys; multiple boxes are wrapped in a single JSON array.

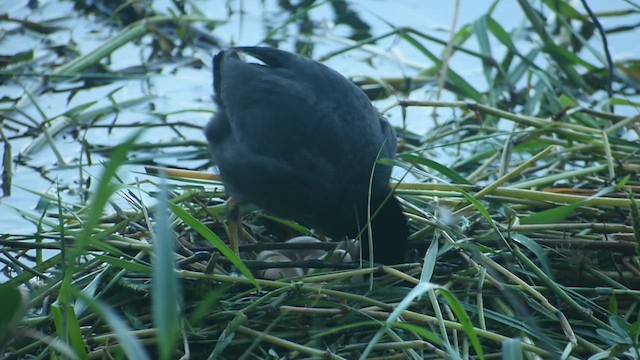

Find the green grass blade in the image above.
[
  {"left": 168, "top": 203, "right": 258, "bottom": 287},
  {"left": 152, "top": 178, "right": 181, "bottom": 360}
]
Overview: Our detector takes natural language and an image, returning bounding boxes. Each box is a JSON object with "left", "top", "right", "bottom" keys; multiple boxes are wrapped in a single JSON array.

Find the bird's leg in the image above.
[{"left": 226, "top": 197, "right": 243, "bottom": 256}]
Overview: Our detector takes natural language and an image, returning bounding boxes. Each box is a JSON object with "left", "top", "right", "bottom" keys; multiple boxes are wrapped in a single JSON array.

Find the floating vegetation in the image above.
[{"left": 1, "top": 1, "right": 640, "bottom": 359}]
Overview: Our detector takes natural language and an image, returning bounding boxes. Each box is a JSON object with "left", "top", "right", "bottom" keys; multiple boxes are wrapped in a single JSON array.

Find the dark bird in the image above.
[{"left": 204, "top": 46, "right": 408, "bottom": 264}]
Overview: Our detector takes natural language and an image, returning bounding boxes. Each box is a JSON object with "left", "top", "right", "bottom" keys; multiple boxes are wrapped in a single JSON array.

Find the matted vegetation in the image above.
[{"left": 1, "top": 1, "right": 640, "bottom": 359}]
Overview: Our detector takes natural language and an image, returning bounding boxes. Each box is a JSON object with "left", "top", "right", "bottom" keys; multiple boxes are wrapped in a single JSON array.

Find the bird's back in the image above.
[{"left": 205, "top": 47, "right": 408, "bottom": 263}]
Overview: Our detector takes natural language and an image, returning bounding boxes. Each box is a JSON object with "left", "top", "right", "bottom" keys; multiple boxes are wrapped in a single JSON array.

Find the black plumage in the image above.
[{"left": 204, "top": 47, "right": 408, "bottom": 264}]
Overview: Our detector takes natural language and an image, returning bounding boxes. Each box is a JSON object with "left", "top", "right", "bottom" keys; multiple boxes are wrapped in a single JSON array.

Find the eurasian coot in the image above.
[{"left": 204, "top": 46, "right": 408, "bottom": 264}]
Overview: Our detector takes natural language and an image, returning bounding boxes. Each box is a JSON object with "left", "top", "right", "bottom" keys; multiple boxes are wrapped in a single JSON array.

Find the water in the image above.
[{"left": 1, "top": 0, "right": 639, "bottom": 235}]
